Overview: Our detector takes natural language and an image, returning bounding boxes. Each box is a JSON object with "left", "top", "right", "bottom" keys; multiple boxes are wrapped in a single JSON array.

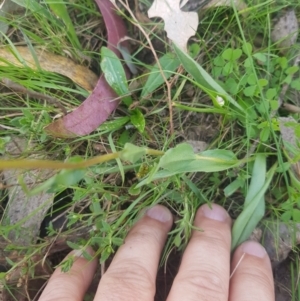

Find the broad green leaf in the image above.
[
  {"left": 189, "top": 43, "right": 200, "bottom": 57},
  {"left": 159, "top": 143, "right": 239, "bottom": 175},
  {"left": 266, "top": 88, "right": 277, "bottom": 100},
  {"left": 232, "top": 49, "right": 243, "bottom": 60},
  {"left": 130, "top": 109, "right": 145, "bottom": 133},
  {"left": 118, "top": 130, "right": 130, "bottom": 146},
  {"left": 256, "top": 99, "right": 270, "bottom": 114},
  {"left": 258, "top": 78, "right": 268, "bottom": 87},
  {"left": 278, "top": 56, "right": 288, "bottom": 69},
  {"left": 223, "top": 61, "right": 234, "bottom": 76},
  {"left": 101, "top": 47, "right": 132, "bottom": 106},
  {"left": 260, "top": 127, "right": 270, "bottom": 142},
  {"left": 245, "top": 154, "right": 266, "bottom": 205},
  {"left": 100, "top": 246, "right": 112, "bottom": 263},
  {"left": 224, "top": 178, "right": 243, "bottom": 197},
  {"left": 128, "top": 184, "right": 141, "bottom": 196},
  {"left": 136, "top": 144, "right": 240, "bottom": 187},
  {"left": 45, "top": 0, "right": 81, "bottom": 50},
  {"left": 291, "top": 78, "right": 300, "bottom": 90},
  {"left": 112, "top": 237, "right": 124, "bottom": 246},
  {"left": 242, "top": 43, "right": 252, "bottom": 55},
  {"left": 119, "top": 143, "right": 147, "bottom": 163},
  {"left": 252, "top": 53, "right": 267, "bottom": 63},
  {"left": 213, "top": 56, "right": 225, "bottom": 67},
  {"left": 141, "top": 53, "right": 180, "bottom": 97},
  {"left": 269, "top": 100, "right": 279, "bottom": 110},
  {"left": 281, "top": 211, "right": 292, "bottom": 222},
  {"left": 225, "top": 78, "right": 239, "bottom": 95},
  {"left": 283, "top": 75, "right": 292, "bottom": 85},
  {"left": 222, "top": 48, "right": 234, "bottom": 61},
  {"left": 98, "top": 117, "right": 130, "bottom": 133},
  {"left": 243, "top": 85, "right": 256, "bottom": 97},
  {"left": 66, "top": 241, "right": 81, "bottom": 250},
  {"left": 286, "top": 66, "right": 299, "bottom": 75},
  {"left": 49, "top": 168, "right": 86, "bottom": 192},
  {"left": 276, "top": 162, "right": 290, "bottom": 173},
  {"left": 244, "top": 57, "right": 252, "bottom": 68},
  {"left": 27, "top": 156, "right": 86, "bottom": 195},
  {"left": 247, "top": 73, "right": 256, "bottom": 86},
  {"left": 173, "top": 43, "right": 243, "bottom": 112},
  {"left": 158, "top": 144, "right": 238, "bottom": 174},
  {"left": 292, "top": 209, "right": 300, "bottom": 222},
  {"left": 231, "top": 159, "right": 277, "bottom": 250},
  {"left": 222, "top": 48, "right": 242, "bottom": 61}
]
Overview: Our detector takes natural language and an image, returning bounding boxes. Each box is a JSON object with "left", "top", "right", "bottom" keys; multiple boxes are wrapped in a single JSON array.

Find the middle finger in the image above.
[{"left": 167, "top": 204, "right": 232, "bottom": 301}]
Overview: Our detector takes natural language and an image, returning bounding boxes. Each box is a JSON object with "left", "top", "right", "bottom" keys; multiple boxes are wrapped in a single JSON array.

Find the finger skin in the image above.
[
  {"left": 94, "top": 205, "right": 173, "bottom": 301},
  {"left": 167, "top": 204, "right": 232, "bottom": 301},
  {"left": 229, "top": 241, "right": 274, "bottom": 301},
  {"left": 38, "top": 247, "right": 97, "bottom": 301}
]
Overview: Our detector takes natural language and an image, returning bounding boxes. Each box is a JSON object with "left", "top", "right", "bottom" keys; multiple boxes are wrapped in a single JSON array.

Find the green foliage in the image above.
[
  {"left": 23, "top": 156, "right": 86, "bottom": 196},
  {"left": 45, "top": 0, "right": 81, "bottom": 50},
  {"left": 0, "top": 136, "right": 11, "bottom": 154},
  {"left": 101, "top": 47, "right": 148, "bottom": 134},
  {"left": 101, "top": 47, "right": 132, "bottom": 106},
  {"left": 119, "top": 143, "right": 148, "bottom": 163},
  {"left": 173, "top": 43, "right": 243, "bottom": 111},
  {"left": 279, "top": 185, "right": 300, "bottom": 223},
  {"left": 130, "top": 109, "right": 145, "bottom": 133},
  {"left": 98, "top": 117, "right": 130, "bottom": 134},
  {"left": 2, "top": 0, "right": 300, "bottom": 286},
  {"left": 141, "top": 52, "right": 180, "bottom": 97},
  {"left": 231, "top": 155, "right": 277, "bottom": 250},
  {"left": 10, "top": 109, "right": 50, "bottom": 142},
  {"left": 159, "top": 144, "right": 238, "bottom": 173},
  {"left": 59, "top": 256, "right": 74, "bottom": 273},
  {"left": 137, "top": 143, "right": 241, "bottom": 187}
]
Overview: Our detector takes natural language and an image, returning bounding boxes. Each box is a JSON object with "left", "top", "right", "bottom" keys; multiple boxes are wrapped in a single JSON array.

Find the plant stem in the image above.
[
  {"left": 146, "top": 149, "right": 165, "bottom": 156},
  {"left": 0, "top": 148, "right": 164, "bottom": 170},
  {"left": 0, "top": 153, "right": 120, "bottom": 170}
]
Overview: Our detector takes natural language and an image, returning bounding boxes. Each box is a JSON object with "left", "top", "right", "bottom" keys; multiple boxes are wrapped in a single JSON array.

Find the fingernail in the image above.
[
  {"left": 242, "top": 241, "right": 266, "bottom": 258},
  {"left": 200, "top": 204, "right": 229, "bottom": 222},
  {"left": 146, "top": 205, "right": 172, "bottom": 223}
]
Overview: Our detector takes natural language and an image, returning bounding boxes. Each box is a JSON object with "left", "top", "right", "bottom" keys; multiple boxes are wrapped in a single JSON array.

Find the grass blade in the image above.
[
  {"left": 44, "top": 0, "right": 81, "bottom": 50},
  {"left": 231, "top": 159, "right": 277, "bottom": 250},
  {"left": 173, "top": 43, "right": 244, "bottom": 112},
  {"left": 141, "top": 52, "right": 180, "bottom": 97}
]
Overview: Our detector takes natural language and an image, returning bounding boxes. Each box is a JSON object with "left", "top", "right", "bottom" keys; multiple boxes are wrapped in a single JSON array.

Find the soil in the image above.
[
  {"left": 1, "top": 0, "right": 299, "bottom": 300},
  {"left": 274, "top": 254, "right": 297, "bottom": 301}
]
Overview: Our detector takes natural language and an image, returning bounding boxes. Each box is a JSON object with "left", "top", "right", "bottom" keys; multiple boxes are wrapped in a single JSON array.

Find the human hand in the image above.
[{"left": 38, "top": 204, "right": 274, "bottom": 301}]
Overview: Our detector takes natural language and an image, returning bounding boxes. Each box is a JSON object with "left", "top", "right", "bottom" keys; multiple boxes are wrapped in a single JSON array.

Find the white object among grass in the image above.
[{"left": 148, "top": 0, "right": 198, "bottom": 52}]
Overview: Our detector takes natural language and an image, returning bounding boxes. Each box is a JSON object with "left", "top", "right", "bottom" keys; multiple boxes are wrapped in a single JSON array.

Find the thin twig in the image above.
[
  {"left": 1, "top": 78, "right": 67, "bottom": 115},
  {"left": 113, "top": 0, "right": 174, "bottom": 135},
  {"left": 230, "top": 252, "right": 245, "bottom": 279},
  {"left": 282, "top": 103, "right": 300, "bottom": 114},
  {"left": 0, "top": 113, "right": 23, "bottom": 120}
]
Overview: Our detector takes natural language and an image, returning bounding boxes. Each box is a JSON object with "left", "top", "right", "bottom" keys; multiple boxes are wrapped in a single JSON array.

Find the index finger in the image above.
[{"left": 38, "top": 247, "right": 97, "bottom": 301}]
